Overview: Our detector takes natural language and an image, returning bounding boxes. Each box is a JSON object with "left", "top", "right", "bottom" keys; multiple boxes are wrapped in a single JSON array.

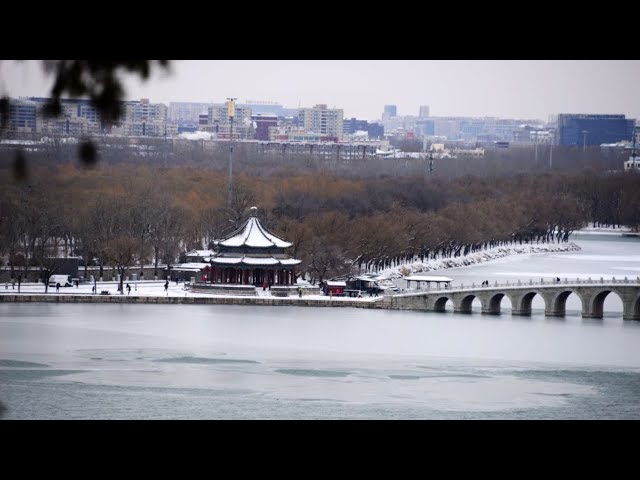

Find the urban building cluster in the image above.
[{"left": 4, "top": 97, "right": 637, "bottom": 154}]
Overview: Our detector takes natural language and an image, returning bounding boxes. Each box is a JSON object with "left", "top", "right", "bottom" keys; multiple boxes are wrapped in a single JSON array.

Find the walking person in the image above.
[
  {"left": 56, "top": 282, "right": 60, "bottom": 293},
  {"left": 164, "top": 280, "right": 169, "bottom": 293},
  {"left": 126, "top": 283, "right": 131, "bottom": 295}
]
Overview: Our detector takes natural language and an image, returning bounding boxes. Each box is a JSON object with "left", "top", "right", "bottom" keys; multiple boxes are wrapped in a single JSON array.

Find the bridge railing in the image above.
[{"left": 393, "top": 276, "right": 640, "bottom": 295}]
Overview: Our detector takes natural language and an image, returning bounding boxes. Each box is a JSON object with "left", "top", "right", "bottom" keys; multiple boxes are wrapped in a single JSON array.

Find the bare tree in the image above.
[{"left": 105, "top": 236, "right": 137, "bottom": 294}]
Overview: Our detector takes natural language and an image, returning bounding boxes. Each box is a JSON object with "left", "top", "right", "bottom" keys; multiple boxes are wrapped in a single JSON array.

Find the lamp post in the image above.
[
  {"left": 227, "top": 97, "right": 237, "bottom": 207},
  {"left": 582, "top": 130, "right": 588, "bottom": 152}
]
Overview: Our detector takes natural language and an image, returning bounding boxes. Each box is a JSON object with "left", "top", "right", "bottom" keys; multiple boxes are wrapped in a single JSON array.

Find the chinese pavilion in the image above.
[{"left": 209, "top": 207, "right": 301, "bottom": 286}]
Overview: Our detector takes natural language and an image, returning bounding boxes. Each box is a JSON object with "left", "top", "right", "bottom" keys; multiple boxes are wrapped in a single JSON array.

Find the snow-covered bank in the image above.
[
  {"left": 575, "top": 225, "right": 633, "bottom": 235},
  {"left": 374, "top": 242, "right": 582, "bottom": 281}
]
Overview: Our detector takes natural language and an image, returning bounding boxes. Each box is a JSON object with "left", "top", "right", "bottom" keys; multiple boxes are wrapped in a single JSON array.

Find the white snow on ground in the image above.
[
  {"left": 0, "top": 280, "right": 381, "bottom": 303},
  {"left": 554, "top": 254, "right": 640, "bottom": 262},
  {"left": 179, "top": 131, "right": 212, "bottom": 141},
  {"left": 576, "top": 225, "right": 634, "bottom": 235},
  {"left": 373, "top": 243, "right": 582, "bottom": 282},
  {"left": 0, "top": 243, "right": 588, "bottom": 301}
]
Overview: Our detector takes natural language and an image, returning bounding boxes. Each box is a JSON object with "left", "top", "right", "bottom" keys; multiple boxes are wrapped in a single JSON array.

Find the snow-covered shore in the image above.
[
  {"left": 374, "top": 242, "right": 582, "bottom": 281},
  {"left": 574, "top": 225, "right": 636, "bottom": 236}
]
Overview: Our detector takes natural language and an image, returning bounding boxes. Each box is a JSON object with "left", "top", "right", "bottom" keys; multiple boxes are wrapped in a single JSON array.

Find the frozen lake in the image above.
[{"left": 1, "top": 234, "right": 639, "bottom": 419}]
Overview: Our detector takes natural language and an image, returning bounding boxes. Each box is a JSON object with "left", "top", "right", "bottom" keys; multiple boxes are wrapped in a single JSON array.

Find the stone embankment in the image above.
[{"left": 0, "top": 294, "right": 387, "bottom": 308}]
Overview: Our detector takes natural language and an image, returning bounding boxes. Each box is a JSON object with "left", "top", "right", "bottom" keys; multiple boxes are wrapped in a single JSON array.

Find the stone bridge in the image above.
[{"left": 384, "top": 277, "right": 640, "bottom": 320}]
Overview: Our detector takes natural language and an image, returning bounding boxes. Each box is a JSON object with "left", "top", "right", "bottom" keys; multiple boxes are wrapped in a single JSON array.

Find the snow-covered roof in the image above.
[
  {"left": 219, "top": 208, "right": 291, "bottom": 248},
  {"left": 279, "top": 258, "right": 302, "bottom": 266},
  {"left": 211, "top": 257, "right": 243, "bottom": 264},
  {"left": 210, "top": 256, "right": 301, "bottom": 266},
  {"left": 404, "top": 275, "right": 453, "bottom": 282},
  {"left": 170, "top": 262, "right": 210, "bottom": 271},
  {"left": 186, "top": 249, "right": 215, "bottom": 257},
  {"left": 326, "top": 281, "right": 347, "bottom": 287},
  {"left": 242, "top": 257, "right": 280, "bottom": 266}
]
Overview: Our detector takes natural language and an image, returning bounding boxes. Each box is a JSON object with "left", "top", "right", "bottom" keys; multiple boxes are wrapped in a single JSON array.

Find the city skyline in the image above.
[{"left": 1, "top": 60, "right": 639, "bottom": 122}]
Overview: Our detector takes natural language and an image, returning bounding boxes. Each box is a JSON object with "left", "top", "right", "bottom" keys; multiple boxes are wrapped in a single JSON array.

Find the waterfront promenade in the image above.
[
  {"left": 2, "top": 277, "right": 639, "bottom": 319},
  {"left": 0, "top": 280, "right": 384, "bottom": 308}
]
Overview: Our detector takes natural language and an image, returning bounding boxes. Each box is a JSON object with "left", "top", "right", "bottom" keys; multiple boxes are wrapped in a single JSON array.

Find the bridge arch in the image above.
[
  {"left": 583, "top": 289, "right": 624, "bottom": 319},
  {"left": 546, "top": 289, "right": 584, "bottom": 317},
  {"left": 629, "top": 295, "right": 640, "bottom": 321},
  {"left": 482, "top": 293, "right": 507, "bottom": 315},
  {"left": 432, "top": 296, "right": 452, "bottom": 312},
  {"left": 455, "top": 294, "right": 477, "bottom": 314},
  {"left": 511, "top": 291, "right": 546, "bottom": 316}
]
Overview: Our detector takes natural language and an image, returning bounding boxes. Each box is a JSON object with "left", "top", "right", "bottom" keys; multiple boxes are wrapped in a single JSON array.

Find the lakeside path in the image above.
[
  {"left": 0, "top": 281, "right": 386, "bottom": 308},
  {"left": 0, "top": 242, "right": 588, "bottom": 307}
]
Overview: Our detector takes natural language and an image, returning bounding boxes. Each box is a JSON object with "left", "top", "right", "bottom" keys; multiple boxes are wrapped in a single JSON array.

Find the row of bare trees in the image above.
[{"left": 1, "top": 160, "right": 639, "bottom": 285}]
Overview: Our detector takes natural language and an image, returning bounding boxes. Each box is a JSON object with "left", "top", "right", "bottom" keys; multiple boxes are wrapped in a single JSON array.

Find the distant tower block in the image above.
[
  {"left": 419, "top": 105, "right": 430, "bottom": 118},
  {"left": 383, "top": 105, "right": 397, "bottom": 119}
]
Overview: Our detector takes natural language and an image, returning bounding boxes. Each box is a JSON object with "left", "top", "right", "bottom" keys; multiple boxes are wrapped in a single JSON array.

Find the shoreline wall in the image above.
[{"left": 0, "top": 294, "right": 386, "bottom": 309}]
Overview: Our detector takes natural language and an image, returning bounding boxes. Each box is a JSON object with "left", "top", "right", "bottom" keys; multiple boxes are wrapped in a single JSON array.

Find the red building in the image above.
[
  {"left": 324, "top": 281, "right": 346, "bottom": 296},
  {"left": 209, "top": 207, "right": 301, "bottom": 286}
]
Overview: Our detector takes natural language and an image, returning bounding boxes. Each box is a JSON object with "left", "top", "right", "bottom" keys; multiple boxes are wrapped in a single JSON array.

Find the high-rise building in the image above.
[
  {"left": 557, "top": 114, "right": 635, "bottom": 146},
  {"left": 123, "top": 98, "right": 167, "bottom": 123},
  {"left": 27, "top": 97, "right": 104, "bottom": 135},
  {"left": 418, "top": 105, "right": 430, "bottom": 118},
  {"left": 117, "top": 99, "right": 172, "bottom": 137},
  {"left": 367, "top": 122, "right": 384, "bottom": 140},
  {"left": 343, "top": 118, "right": 369, "bottom": 136},
  {"left": 298, "top": 104, "right": 343, "bottom": 140},
  {"left": 169, "top": 102, "right": 212, "bottom": 124},
  {"left": 415, "top": 119, "right": 435, "bottom": 137},
  {"left": 7, "top": 99, "right": 38, "bottom": 132},
  {"left": 383, "top": 105, "right": 397, "bottom": 119},
  {"left": 205, "top": 102, "right": 252, "bottom": 139}
]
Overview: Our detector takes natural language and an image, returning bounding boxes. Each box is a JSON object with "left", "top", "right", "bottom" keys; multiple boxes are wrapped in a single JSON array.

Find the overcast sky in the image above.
[{"left": 1, "top": 60, "right": 639, "bottom": 122}]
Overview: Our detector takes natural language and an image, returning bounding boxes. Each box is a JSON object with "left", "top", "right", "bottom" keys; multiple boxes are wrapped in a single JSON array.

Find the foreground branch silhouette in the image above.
[{"left": 0, "top": 60, "right": 171, "bottom": 180}]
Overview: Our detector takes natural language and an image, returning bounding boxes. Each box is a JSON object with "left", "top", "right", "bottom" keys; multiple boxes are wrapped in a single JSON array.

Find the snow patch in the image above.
[{"left": 373, "top": 243, "right": 582, "bottom": 281}]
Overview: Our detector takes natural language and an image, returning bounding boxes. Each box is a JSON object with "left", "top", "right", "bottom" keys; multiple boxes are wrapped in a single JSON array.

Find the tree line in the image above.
[{"left": 1, "top": 158, "right": 639, "bottom": 285}]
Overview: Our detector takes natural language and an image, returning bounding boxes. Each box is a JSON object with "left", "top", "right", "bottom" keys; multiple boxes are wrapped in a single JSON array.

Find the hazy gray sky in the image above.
[{"left": 1, "top": 60, "right": 639, "bottom": 122}]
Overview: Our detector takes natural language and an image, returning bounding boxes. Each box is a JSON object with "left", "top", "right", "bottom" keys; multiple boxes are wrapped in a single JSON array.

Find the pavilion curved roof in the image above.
[
  {"left": 211, "top": 256, "right": 301, "bottom": 267},
  {"left": 218, "top": 211, "right": 292, "bottom": 248}
]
